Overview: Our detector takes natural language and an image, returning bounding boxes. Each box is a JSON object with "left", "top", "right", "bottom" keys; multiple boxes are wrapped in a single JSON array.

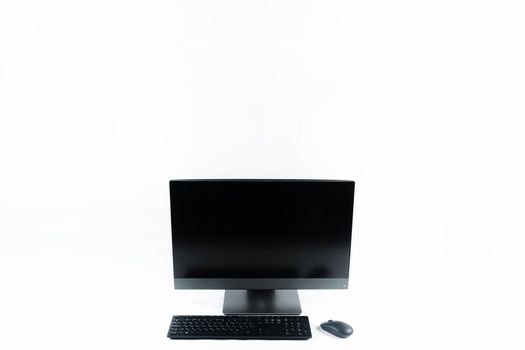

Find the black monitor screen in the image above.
[{"left": 170, "top": 180, "right": 354, "bottom": 280}]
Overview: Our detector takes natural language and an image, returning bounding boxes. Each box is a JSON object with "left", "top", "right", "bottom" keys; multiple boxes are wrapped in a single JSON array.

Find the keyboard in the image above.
[{"left": 167, "top": 315, "right": 312, "bottom": 340}]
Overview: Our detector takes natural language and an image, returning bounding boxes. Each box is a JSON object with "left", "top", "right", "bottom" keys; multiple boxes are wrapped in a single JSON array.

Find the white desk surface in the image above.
[{"left": 2, "top": 287, "right": 501, "bottom": 350}]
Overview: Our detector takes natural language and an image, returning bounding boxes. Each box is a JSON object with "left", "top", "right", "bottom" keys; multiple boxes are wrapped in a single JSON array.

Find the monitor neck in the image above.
[{"left": 222, "top": 289, "right": 301, "bottom": 315}]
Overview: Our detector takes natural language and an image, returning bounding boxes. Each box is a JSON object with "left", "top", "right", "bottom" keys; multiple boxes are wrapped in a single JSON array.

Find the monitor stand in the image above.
[{"left": 223, "top": 290, "right": 302, "bottom": 315}]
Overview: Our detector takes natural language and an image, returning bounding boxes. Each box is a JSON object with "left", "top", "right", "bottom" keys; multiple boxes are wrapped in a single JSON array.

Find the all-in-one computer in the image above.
[{"left": 168, "top": 179, "right": 354, "bottom": 340}]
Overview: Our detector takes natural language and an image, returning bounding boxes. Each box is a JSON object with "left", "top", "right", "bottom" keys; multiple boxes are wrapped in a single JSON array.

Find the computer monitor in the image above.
[{"left": 169, "top": 179, "right": 354, "bottom": 315}]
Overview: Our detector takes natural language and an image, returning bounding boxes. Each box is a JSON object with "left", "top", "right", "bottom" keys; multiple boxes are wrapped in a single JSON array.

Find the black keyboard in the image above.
[{"left": 167, "top": 315, "right": 312, "bottom": 340}]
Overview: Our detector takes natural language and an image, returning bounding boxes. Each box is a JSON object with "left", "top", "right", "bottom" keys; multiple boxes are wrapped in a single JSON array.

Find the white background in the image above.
[{"left": 1, "top": 0, "right": 524, "bottom": 349}]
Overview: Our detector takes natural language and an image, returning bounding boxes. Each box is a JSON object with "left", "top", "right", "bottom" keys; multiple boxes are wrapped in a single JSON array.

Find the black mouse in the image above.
[{"left": 320, "top": 320, "right": 353, "bottom": 338}]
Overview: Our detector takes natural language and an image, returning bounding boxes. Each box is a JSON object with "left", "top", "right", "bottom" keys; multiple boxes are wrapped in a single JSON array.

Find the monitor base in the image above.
[{"left": 223, "top": 289, "right": 302, "bottom": 315}]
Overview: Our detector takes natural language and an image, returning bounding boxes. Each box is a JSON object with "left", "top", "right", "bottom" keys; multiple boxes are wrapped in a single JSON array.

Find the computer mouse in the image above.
[{"left": 320, "top": 320, "right": 353, "bottom": 338}]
